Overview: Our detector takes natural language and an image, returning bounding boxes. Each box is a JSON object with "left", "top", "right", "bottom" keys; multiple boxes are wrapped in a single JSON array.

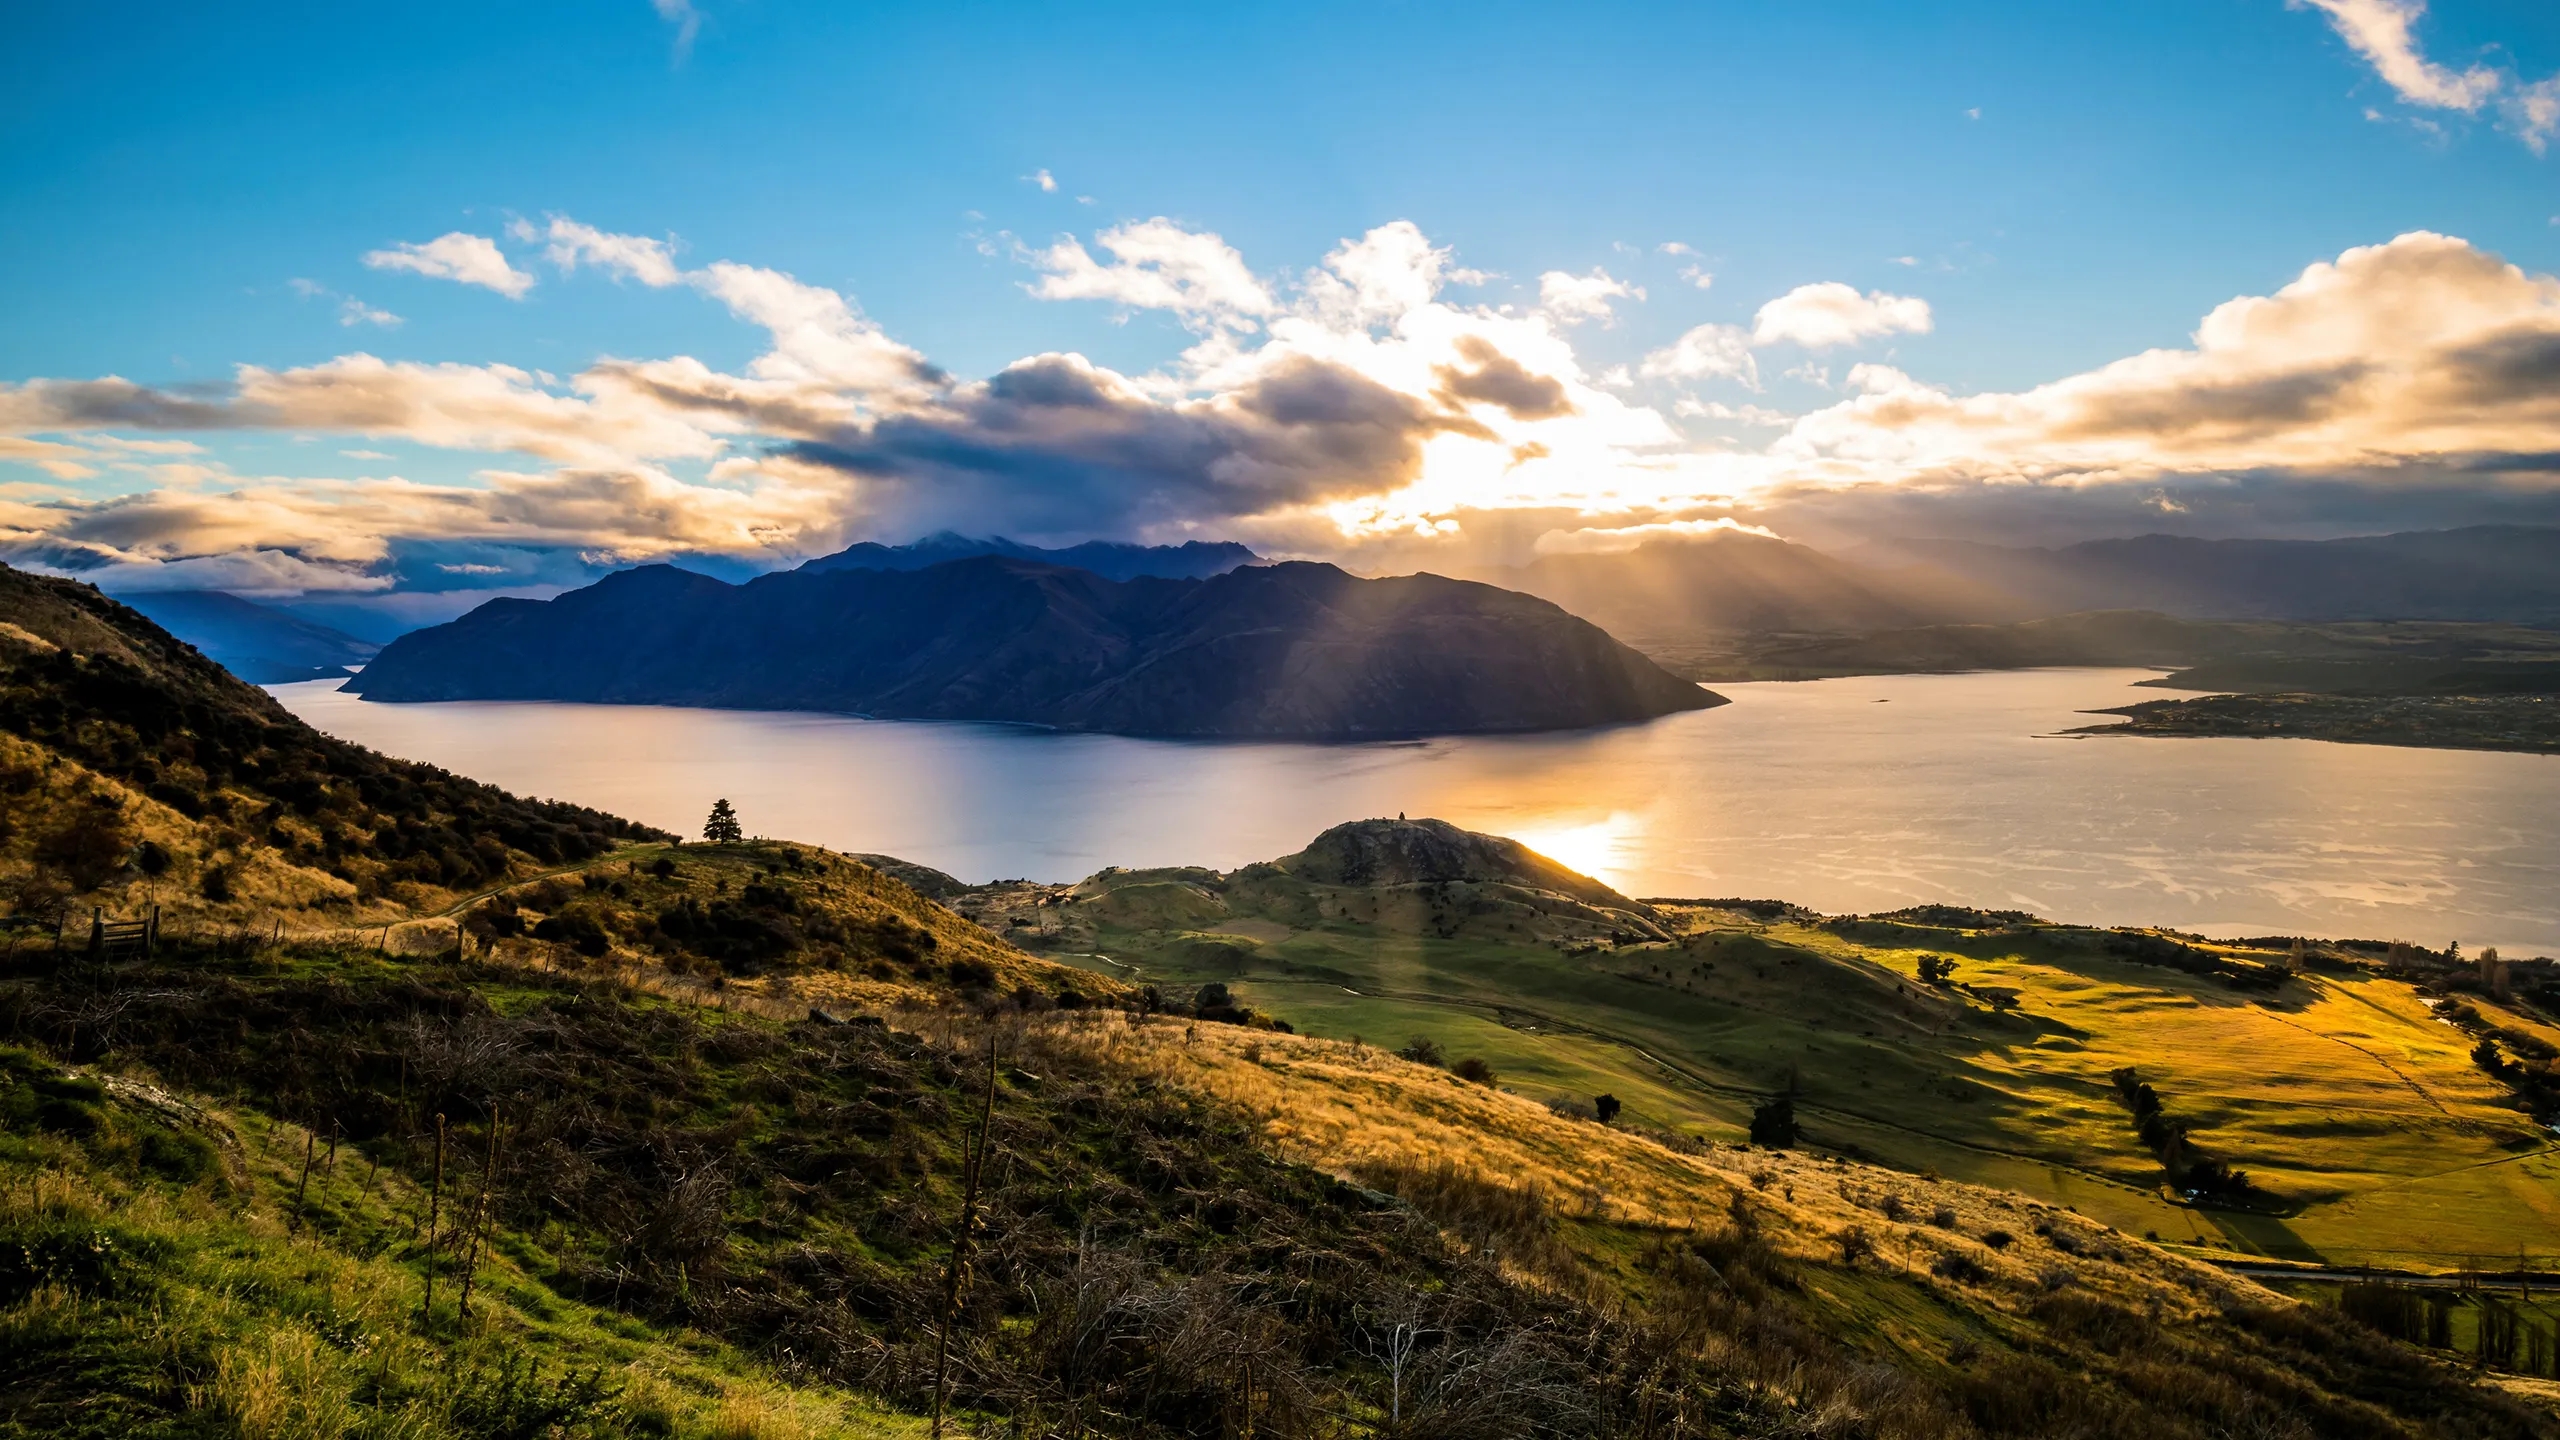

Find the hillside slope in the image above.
[
  {"left": 348, "top": 558, "right": 1724, "bottom": 737},
  {"left": 960, "top": 819, "right": 2560, "bottom": 1274},
  {"left": 0, "top": 564, "right": 659, "bottom": 924}
]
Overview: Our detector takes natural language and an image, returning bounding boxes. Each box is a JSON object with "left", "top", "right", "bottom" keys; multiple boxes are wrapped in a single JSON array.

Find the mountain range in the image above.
[
  {"left": 1498, "top": 524, "right": 2560, "bottom": 645},
  {"left": 797, "top": 530, "right": 1261, "bottom": 581},
  {"left": 348, "top": 557, "right": 1721, "bottom": 737}
]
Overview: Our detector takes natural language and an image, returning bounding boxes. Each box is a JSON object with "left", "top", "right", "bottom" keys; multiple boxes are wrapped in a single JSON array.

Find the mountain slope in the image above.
[
  {"left": 0, "top": 564, "right": 658, "bottom": 920},
  {"left": 348, "top": 558, "right": 1724, "bottom": 737},
  {"left": 798, "top": 530, "right": 1261, "bottom": 581},
  {"left": 1491, "top": 531, "right": 2018, "bottom": 643},
  {"left": 111, "top": 588, "right": 379, "bottom": 683}
]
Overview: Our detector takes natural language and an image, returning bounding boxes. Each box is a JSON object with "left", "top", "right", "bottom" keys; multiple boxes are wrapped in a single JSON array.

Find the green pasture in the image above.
[{"left": 1057, "top": 885, "right": 2560, "bottom": 1272}]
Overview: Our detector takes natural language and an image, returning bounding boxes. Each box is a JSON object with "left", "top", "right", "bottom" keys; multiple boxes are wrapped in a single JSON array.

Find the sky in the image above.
[{"left": 2, "top": 0, "right": 2557, "bottom": 620}]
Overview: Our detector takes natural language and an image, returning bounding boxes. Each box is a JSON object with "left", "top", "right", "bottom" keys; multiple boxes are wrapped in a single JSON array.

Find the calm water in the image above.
[{"left": 273, "top": 670, "right": 2560, "bottom": 955}]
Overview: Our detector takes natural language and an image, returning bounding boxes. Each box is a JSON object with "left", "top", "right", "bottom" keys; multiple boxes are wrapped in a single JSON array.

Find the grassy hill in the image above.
[
  {"left": 0, "top": 565, "right": 659, "bottom": 928},
  {"left": 958, "top": 822, "right": 2560, "bottom": 1274}
]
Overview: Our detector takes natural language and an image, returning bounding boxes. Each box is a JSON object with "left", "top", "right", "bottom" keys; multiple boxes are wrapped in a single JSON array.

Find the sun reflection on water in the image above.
[{"left": 1506, "top": 812, "right": 1642, "bottom": 891}]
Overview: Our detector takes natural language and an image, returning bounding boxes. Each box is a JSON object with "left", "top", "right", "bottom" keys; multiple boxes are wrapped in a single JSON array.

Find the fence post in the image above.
[{"left": 87, "top": 907, "right": 102, "bottom": 961}]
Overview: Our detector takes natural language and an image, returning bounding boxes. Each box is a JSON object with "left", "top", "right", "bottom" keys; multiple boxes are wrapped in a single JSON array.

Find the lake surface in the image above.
[{"left": 273, "top": 670, "right": 2560, "bottom": 955}]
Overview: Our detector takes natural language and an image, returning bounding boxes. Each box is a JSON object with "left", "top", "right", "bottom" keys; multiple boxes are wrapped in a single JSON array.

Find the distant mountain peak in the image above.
[{"left": 799, "top": 533, "right": 1262, "bottom": 583}]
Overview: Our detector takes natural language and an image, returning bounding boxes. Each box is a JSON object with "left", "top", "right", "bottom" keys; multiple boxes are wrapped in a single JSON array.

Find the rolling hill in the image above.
[
  {"left": 347, "top": 557, "right": 1724, "bottom": 737},
  {"left": 956, "top": 818, "right": 2560, "bottom": 1276}
]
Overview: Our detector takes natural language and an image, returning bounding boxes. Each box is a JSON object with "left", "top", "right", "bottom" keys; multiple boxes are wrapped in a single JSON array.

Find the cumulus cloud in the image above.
[
  {"left": 362, "top": 232, "right": 536, "bottom": 298},
  {"left": 1030, "top": 219, "right": 1277, "bottom": 330},
  {"left": 1776, "top": 230, "right": 2560, "bottom": 486},
  {"left": 1750, "top": 282, "right": 1933, "bottom": 349},
  {"left": 1531, "top": 516, "right": 1779, "bottom": 555},
  {"left": 1537, "top": 268, "right": 1642, "bottom": 326},
  {"left": 1639, "top": 323, "right": 1757, "bottom": 385},
  {"left": 533, "top": 217, "right": 685, "bottom": 286}
]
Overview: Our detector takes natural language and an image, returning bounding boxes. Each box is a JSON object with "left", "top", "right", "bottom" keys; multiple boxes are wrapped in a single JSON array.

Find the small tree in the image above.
[
  {"left": 702, "top": 798, "right": 743, "bottom": 844},
  {"left": 1917, "top": 955, "right": 1956, "bottom": 985},
  {"left": 1397, "top": 1037, "right": 1445, "bottom": 1068},
  {"left": 1452, "top": 1056, "right": 1495, "bottom": 1085},
  {"left": 1749, "top": 1095, "right": 1797, "bottom": 1148},
  {"left": 1593, "top": 1093, "right": 1622, "bottom": 1124}
]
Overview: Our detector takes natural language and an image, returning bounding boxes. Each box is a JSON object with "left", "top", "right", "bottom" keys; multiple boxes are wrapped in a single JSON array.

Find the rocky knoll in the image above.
[{"left": 346, "top": 557, "right": 1722, "bottom": 739}]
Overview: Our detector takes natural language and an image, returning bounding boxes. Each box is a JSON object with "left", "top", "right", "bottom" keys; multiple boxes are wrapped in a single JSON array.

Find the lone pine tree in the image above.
[{"left": 703, "top": 797, "right": 743, "bottom": 844}]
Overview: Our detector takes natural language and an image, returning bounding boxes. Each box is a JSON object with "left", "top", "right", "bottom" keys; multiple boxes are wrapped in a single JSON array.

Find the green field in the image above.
[{"left": 994, "top": 868, "right": 2560, "bottom": 1272}]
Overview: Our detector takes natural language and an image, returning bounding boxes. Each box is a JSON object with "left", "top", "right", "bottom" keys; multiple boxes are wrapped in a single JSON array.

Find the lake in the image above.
[{"left": 272, "top": 669, "right": 2560, "bottom": 956}]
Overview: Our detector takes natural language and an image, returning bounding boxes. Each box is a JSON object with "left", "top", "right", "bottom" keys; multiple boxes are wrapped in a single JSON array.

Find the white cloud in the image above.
[
  {"left": 2516, "top": 75, "right": 2560, "bottom": 153},
  {"left": 1537, "top": 268, "right": 1642, "bottom": 326},
  {"left": 1029, "top": 218, "right": 1277, "bottom": 330},
  {"left": 2295, "top": 0, "right": 2499, "bottom": 111},
  {"left": 1678, "top": 265, "right": 1713, "bottom": 290},
  {"left": 1658, "top": 242, "right": 1698, "bottom": 257},
  {"left": 1028, "top": 168, "right": 1058, "bottom": 192},
  {"left": 1675, "top": 399, "right": 1793, "bottom": 426},
  {"left": 338, "top": 298, "right": 401, "bottom": 328},
  {"left": 1532, "top": 516, "right": 1779, "bottom": 555},
  {"left": 2295, "top": 0, "right": 2560, "bottom": 150},
  {"left": 537, "top": 217, "right": 684, "bottom": 287},
  {"left": 1750, "top": 282, "right": 1933, "bottom": 348},
  {"left": 362, "top": 232, "right": 536, "bottom": 299},
  {"left": 1638, "top": 323, "right": 1758, "bottom": 385},
  {"left": 652, "top": 0, "right": 700, "bottom": 62}
]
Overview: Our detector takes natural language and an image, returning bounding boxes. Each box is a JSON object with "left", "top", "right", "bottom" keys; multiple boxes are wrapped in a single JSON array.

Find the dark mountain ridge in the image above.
[
  {"left": 110, "top": 588, "right": 380, "bottom": 683},
  {"left": 348, "top": 557, "right": 1723, "bottom": 737},
  {"left": 798, "top": 529, "right": 1261, "bottom": 581}
]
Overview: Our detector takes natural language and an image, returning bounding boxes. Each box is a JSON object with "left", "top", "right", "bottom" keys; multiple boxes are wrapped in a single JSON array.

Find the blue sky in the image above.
[{"left": 3, "top": 0, "right": 2557, "bottom": 610}]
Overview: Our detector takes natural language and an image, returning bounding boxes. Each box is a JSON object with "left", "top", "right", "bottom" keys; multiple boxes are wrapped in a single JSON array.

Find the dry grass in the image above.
[{"left": 907, "top": 1006, "right": 2283, "bottom": 1325}]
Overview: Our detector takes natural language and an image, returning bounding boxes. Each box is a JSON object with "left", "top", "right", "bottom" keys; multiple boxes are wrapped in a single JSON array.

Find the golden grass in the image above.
[{"left": 915, "top": 1006, "right": 2285, "bottom": 1325}]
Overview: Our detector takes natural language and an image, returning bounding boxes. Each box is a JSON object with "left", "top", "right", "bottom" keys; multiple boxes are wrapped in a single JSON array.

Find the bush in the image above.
[
  {"left": 1749, "top": 1095, "right": 1797, "bottom": 1148},
  {"left": 1930, "top": 1205, "right": 1958, "bottom": 1229},
  {"left": 198, "top": 863, "right": 234, "bottom": 903},
  {"left": 1452, "top": 1057, "right": 1495, "bottom": 1085},
  {"left": 1593, "top": 1093, "right": 1622, "bottom": 1124},
  {"left": 1981, "top": 1229, "right": 2015, "bottom": 1250},
  {"left": 1397, "top": 1037, "right": 1445, "bottom": 1067},
  {"left": 1932, "top": 1251, "right": 1990, "bottom": 1284}
]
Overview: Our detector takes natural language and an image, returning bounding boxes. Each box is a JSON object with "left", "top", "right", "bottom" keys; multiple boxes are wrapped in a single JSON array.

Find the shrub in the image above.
[
  {"left": 1397, "top": 1037, "right": 1446, "bottom": 1067},
  {"left": 1451, "top": 1057, "right": 1496, "bottom": 1086},
  {"left": 198, "top": 863, "right": 235, "bottom": 903},
  {"left": 1930, "top": 1205, "right": 1958, "bottom": 1229},
  {"left": 1748, "top": 1095, "right": 1796, "bottom": 1148},
  {"left": 133, "top": 839, "right": 171, "bottom": 876},
  {"left": 1836, "top": 1225, "right": 1874, "bottom": 1264},
  {"left": 1593, "top": 1093, "right": 1622, "bottom": 1124},
  {"left": 1981, "top": 1229, "right": 2015, "bottom": 1250},
  {"left": 1932, "top": 1251, "right": 1991, "bottom": 1284}
]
